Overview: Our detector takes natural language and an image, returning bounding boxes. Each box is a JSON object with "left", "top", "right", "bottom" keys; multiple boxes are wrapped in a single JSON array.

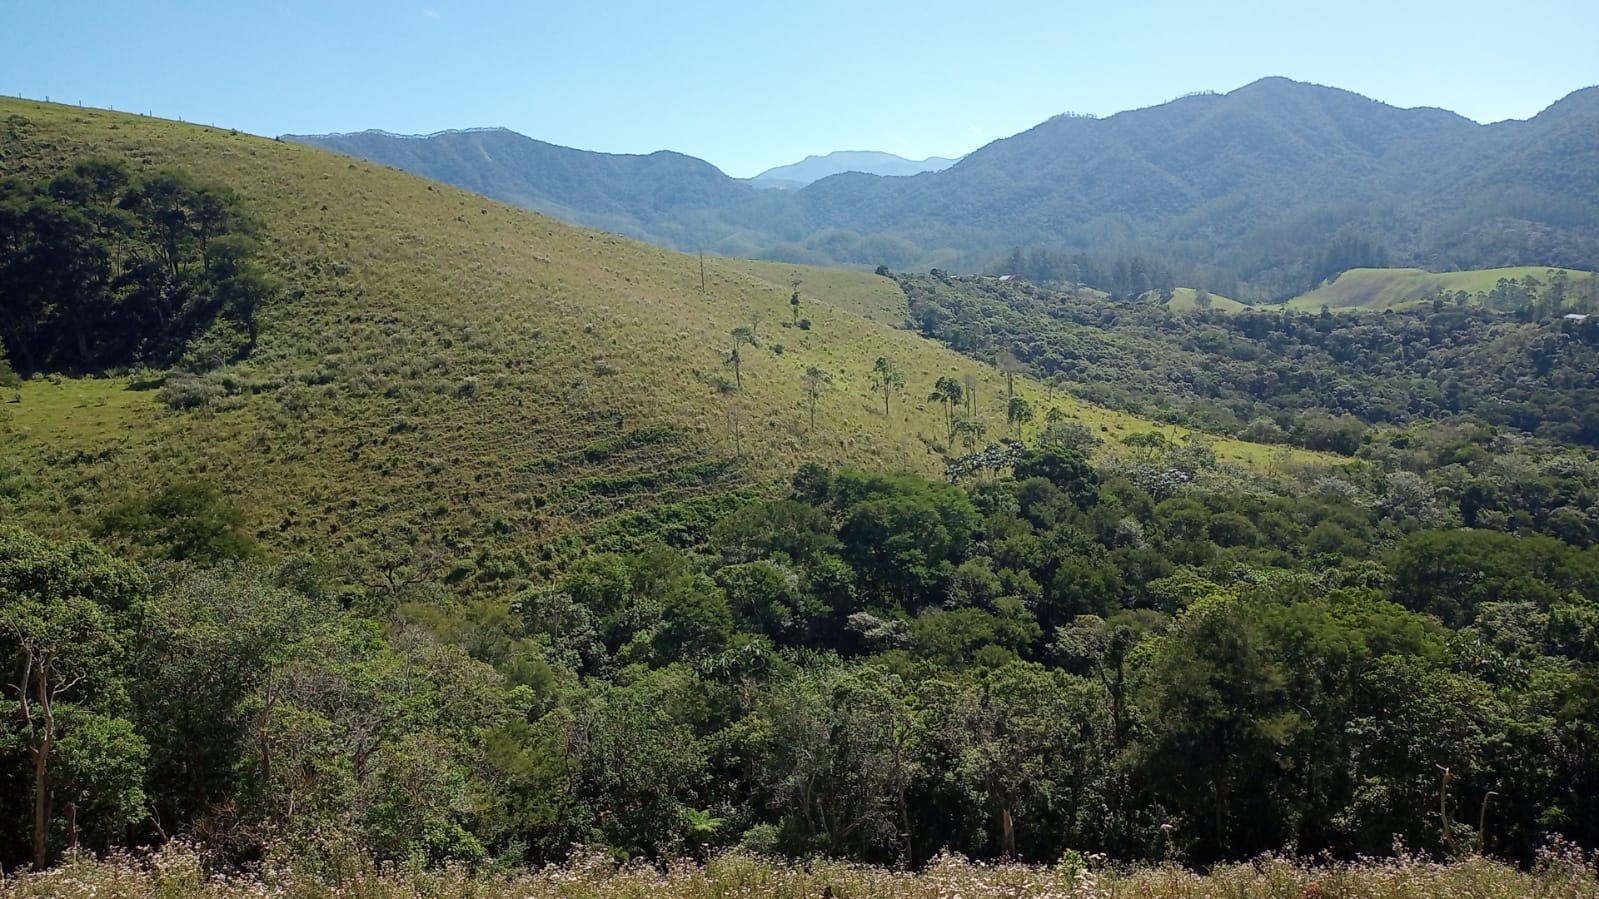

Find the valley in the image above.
[{"left": 3, "top": 77, "right": 1599, "bottom": 894}]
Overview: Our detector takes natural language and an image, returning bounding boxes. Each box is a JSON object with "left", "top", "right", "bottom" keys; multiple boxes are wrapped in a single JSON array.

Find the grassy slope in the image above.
[
  {"left": 0, "top": 100, "right": 1321, "bottom": 568},
  {"left": 1144, "top": 287, "right": 1248, "bottom": 312},
  {"left": 1286, "top": 266, "right": 1597, "bottom": 311},
  {"left": 716, "top": 258, "right": 910, "bottom": 326}
]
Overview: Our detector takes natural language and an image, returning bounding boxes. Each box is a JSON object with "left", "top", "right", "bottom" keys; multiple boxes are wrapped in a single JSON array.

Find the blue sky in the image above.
[{"left": 4, "top": 0, "right": 1597, "bottom": 178}]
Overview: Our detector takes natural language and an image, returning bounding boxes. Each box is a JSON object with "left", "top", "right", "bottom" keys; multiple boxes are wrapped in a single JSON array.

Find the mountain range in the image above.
[
  {"left": 747, "top": 151, "right": 959, "bottom": 189},
  {"left": 286, "top": 77, "right": 1599, "bottom": 301}
]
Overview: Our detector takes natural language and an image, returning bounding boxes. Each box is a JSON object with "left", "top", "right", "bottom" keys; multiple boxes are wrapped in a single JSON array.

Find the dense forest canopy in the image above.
[
  {"left": 0, "top": 158, "right": 275, "bottom": 375},
  {"left": 5, "top": 432, "right": 1599, "bottom": 871}
]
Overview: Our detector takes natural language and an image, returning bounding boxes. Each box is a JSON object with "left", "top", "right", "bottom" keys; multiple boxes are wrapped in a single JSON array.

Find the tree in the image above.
[
  {"left": 930, "top": 376, "right": 965, "bottom": 442},
  {"left": 1013, "top": 444, "right": 1099, "bottom": 508},
  {"left": 725, "top": 328, "right": 753, "bottom": 389},
  {"left": 954, "top": 415, "right": 987, "bottom": 452},
  {"left": 932, "top": 662, "right": 1109, "bottom": 859},
  {"left": 0, "top": 528, "right": 148, "bottom": 869},
  {"left": 803, "top": 366, "right": 831, "bottom": 432},
  {"left": 833, "top": 471, "right": 980, "bottom": 606},
  {"left": 1006, "top": 396, "right": 1034, "bottom": 439},
  {"left": 756, "top": 664, "right": 917, "bottom": 859},
  {"left": 790, "top": 276, "right": 803, "bottom": 325},
  {"left": 998, "top": 352, "right": 1023, "bottom": 399},
  {"left": 128, "top": 562, "right": 336, "bottom": 854},
  {"left": 870, "top": 356, "right": 905, "bottom": 416},
  {"left": 207, "top": 233, "right": 278, "bottom": 353},
  {"left": 565, "top": 671, "right": 711, "bottom": 859}
]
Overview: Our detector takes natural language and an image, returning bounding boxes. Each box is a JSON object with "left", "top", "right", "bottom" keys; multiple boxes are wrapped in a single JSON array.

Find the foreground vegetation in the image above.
[
  {"left": 5, "top": 434, "right": 1599, "bottom": 871},
  {"left": 5, "top": 845, "right": 1599, "bottom": 899}
]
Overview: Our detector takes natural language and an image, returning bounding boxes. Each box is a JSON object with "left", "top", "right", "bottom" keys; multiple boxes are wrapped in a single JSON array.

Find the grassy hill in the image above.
[
  {"left": 1285, "top": 266, "right": 1597, "bottom": 311},
  {"left": 0, "top": 100, "right": 1319, "bottom": 575},
  {"left": 715, "top": 258, "right": 910, "bottom": 326},
  {"left": 1141, "top": 287, "right": 1249, "bottom": 312}
]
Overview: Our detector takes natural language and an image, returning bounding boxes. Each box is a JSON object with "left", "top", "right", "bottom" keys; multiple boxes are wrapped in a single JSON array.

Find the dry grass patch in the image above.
[{"left": 4, "top": 847, "right": 1597, "bottom": 899}]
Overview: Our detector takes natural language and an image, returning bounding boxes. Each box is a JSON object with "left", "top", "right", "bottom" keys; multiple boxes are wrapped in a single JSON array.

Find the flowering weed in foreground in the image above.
[{"left": 3, "top": 844, "right": 1598, "bottom": 899}]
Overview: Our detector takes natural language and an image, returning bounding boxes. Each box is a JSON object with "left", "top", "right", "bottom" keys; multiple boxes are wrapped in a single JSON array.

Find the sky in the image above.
[{"left": 4, "top": 0, "right": 1598, "bottom": 179}]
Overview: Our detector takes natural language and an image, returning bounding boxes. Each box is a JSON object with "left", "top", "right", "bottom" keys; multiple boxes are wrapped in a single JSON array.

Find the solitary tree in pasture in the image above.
[
  {"left": 803, "top": 366, "right": 831, "bottom": 432},
  {"left": 1007, "top": 396, "right": 1034, "bottom": 440},
  {"left": 870, "top": 356, "right": 905, "bottom": 416},
  {"left": 998, "top": 351, "right": 1023, "bottom": 399},
  {"left": 929, "top": 376, "right": 964, "bottom": 442},
  {"left": 726, "top": 328, "right": 755, "bottom": 389}
]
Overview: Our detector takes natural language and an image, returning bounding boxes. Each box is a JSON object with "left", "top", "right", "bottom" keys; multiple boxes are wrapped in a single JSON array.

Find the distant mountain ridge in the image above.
[
  {"left": 748, "top": 150, "right": 959, "bottom": 188},
  {"left": 286, "top": 77, "right": 1599, "bottom": 300}
]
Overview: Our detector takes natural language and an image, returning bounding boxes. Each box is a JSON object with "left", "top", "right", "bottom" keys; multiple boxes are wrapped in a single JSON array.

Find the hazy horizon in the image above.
[{"left": 5, "top": 0, "right": 1597, "bottom": 177}]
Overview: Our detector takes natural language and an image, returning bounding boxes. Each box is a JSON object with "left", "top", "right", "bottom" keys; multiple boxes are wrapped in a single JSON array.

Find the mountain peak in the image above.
[{"left": 748, "top": 150, "right": 959, "bottom": 188}]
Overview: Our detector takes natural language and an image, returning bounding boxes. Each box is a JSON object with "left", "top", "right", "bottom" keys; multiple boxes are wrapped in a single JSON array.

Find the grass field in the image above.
[
  {"left": 1284, "top": 266, "right": 1597, "bottom": 311},
  {"left": 3, "top": 846, "right": 1595, "bottom": 899},
  {"left": 717, "top": 258, "right": 911, "bottom": 326},
  {"left": 1152, "top": 286, "right": 1249, "bottom": 312},
  {"left": 0, "top": 99, "right": 1328, "bottom": 571}
]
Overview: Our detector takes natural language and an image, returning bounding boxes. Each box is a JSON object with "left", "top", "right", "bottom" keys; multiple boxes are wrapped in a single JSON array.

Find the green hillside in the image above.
[
  {"left": 1286, "top": 266, "right": 1598, "bottom": 311},
  {"left": 1141, "top": 286, "right": 1248, "bottom": 312},
  {"left": 716, "top": 257, "right": 910, "bottom": 326},
  {"left": 0, "top": 100, "right": 1311, "bottom": 571},
  {"left": 900, "top": 270, "right": 1599, "bottom": 450}
]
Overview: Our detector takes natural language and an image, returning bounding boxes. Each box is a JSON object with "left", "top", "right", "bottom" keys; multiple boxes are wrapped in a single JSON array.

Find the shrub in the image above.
[{"left": 157, "top": 372, "right": 227, "bottom": 411}]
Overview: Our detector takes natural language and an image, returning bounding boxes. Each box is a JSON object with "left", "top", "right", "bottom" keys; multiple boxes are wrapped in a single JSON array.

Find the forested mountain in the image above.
[
  {"left": 290, "top": 78, "right": 1599, "bottom": 298},
  {"left": 279, "top": 126, "right": 798, "bottom": 253}
]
